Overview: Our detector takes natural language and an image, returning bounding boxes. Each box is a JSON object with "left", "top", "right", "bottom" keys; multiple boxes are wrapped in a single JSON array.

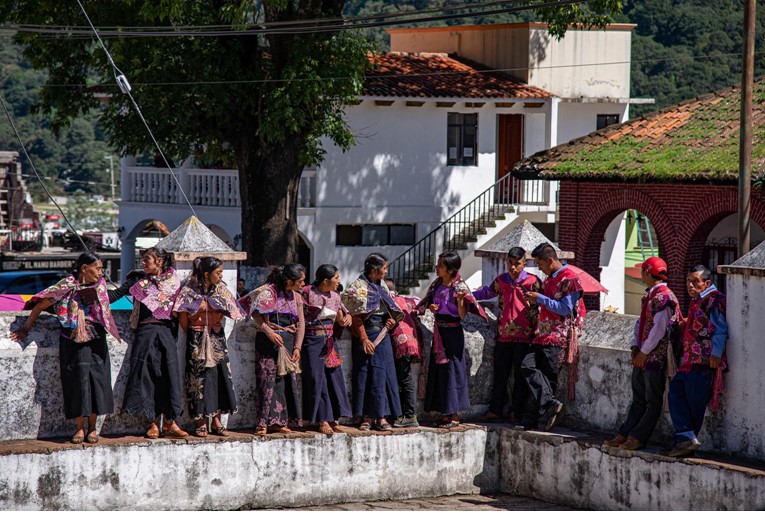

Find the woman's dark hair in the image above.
[
  {"left": 141, "top": 246, "right": 173, "bottom": 272},
  {"left": 507, "top": 246, "right": 526, "bottom": 260},
  {"left": 438, "top": 251, "right": 461, "bottom": 277},
  {"left": 313, "top": 264, "right": 338, "bottom": 287},
  {"left": 266, "top": 263, "right": 305, "bottom": 290},
  {"left": 364, "top": 252, "right": 388, "bottom": 275},
  {"left": 192, "top": 256, "right": 223, "bottom": 284},
  {"left": 73, "top": 251, "right": 101, "bottom": 276}
]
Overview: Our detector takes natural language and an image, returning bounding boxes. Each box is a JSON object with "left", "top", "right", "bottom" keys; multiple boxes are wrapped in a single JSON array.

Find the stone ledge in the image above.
[
  {"left": 2, "top": 423, "right": 764, "bottom": 510},
  {"left": 0, "top": 425, "right": 497, "bottom": 510},
  {"left": 498, "top": 426, "right": 765, "bottom": 510}
]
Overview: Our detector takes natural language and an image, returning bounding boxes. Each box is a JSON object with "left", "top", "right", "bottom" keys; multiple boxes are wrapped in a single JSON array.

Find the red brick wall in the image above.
[{"left": 558, "top": 182, "right": 765, "bottom": 310}]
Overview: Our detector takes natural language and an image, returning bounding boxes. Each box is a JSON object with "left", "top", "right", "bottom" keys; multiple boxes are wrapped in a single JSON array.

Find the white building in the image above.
[{"left": 118, "top": 23, "right": 645, "bottom": 293}]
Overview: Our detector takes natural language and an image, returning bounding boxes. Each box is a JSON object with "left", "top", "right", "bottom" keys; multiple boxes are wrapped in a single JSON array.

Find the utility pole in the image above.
[
  {"left": 105, "top": 155, "right": 116, "bottom": 202},
  {"left": 738, "top": 0, "right": 756, "bottom": 257}
]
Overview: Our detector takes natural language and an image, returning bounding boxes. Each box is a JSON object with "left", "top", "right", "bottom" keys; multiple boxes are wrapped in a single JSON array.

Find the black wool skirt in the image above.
[{"left": 59, "top": 325, "right": 115, "bottom": 419}]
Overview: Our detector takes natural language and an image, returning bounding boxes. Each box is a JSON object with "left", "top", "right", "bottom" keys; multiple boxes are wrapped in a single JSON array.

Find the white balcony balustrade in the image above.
[{"left": 124, "top": 167, "right": 317, "bottom": 208}]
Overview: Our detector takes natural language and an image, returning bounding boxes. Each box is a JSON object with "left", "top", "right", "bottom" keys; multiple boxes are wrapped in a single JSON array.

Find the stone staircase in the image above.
[{"left": 389, "top": 174, "right": 549, "bottom": 296}]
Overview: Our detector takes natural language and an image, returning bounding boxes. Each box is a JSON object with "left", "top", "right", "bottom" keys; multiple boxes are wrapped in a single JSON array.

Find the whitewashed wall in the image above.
[
  {"left": 598, "top": 213, "right": 626, "bottom": 313},
  {"left": 715, "top": 271, "right": 765, "bottom": 460}
]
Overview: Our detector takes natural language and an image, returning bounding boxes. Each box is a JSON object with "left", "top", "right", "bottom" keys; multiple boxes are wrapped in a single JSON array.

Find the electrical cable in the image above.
[
  {"left": 6, "top": 0, "right": 588, "bottom": 38},
  {"left": 1, "top": 93, "right": 95, "bottom": 254},
  {"left": 4, "top": 0, "right": 547, "bottom": 32},
  {"left": 74, "top": 0, "right": 198, "bottom": 219}
]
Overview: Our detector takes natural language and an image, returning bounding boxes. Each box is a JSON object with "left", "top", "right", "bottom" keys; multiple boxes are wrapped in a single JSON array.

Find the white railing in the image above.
[
  {"left": 188, "top": 169, "right": 240, "bottom": 207},
  {"left": 124, "top": 167, "right": 317, "bottom": 209},
  {"left": 298, "top": 170, "right": 317, "bottom": 209}
]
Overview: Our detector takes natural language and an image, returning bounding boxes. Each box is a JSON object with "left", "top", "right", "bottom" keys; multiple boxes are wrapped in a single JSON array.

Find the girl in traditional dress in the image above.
[
  {"left": 301, "top": 264, "right": 353, "bottom": 434},
  {"left": 341, "top": 253, "right": 404, "bottom": 431},
  {"left": 418, "top": 252, "right": 487, "bottom": 428},
  {"left": 111, "top": 247, "right": 187, "bottom": 439},
  {"left": 173, "top": 257, "right": 244, "bottom": 437},
  {"left": 240, "top": 263, "right": 305, "bottom": 435},
  {"left": 11, "top": 252, "right": 121, "bottom": 444}
]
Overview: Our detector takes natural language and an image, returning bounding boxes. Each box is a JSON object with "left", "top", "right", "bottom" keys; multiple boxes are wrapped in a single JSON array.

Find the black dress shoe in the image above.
[{"left": 540, "top": 400, "right": 563, "bottom": 431}]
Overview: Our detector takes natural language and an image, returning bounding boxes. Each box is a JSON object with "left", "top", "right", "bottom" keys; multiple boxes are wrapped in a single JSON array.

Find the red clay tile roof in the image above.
[
  {"left": 362, "top": 52, "right": 553, "bottom": 100},
  {"left": 513, "top": 79, "right": 765, "bottom": 184}
]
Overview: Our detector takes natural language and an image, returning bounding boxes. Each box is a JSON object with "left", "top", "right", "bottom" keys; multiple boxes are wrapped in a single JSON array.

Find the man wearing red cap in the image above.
[{"left": 604, "top": 256, "right": 682, "bottom": 451}]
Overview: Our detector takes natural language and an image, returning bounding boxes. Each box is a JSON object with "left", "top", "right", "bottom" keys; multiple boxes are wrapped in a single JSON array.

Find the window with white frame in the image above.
[{"left": 447, "top": 113, "right": 478, "bottom": 166}]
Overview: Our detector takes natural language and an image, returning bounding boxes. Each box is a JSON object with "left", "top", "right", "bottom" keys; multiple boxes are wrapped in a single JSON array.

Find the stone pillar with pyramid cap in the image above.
[
  {"left": 153, "top": 216, "right": 248, "bottom": 430},
  {"left": 154, "top": 215, "right": 246, "bottom": 297},
  {"left": 474, "top": 220, "right": 575, "bottom": 287}
]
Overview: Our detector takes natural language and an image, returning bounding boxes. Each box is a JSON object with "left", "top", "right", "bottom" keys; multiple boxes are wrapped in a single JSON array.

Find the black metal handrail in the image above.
[{"left": 389, "top": 175, "right": 549, "bottom": 292}]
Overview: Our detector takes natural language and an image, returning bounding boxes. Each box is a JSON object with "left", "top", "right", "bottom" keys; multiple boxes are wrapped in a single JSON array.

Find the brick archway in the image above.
[
  {"left": 558, "top": 182, "right": 765, "bottom": 311},
  {"left": 684, "top": 190, "right": 765, "bottom": 270},
  {"left": 559, "top": 184, "right": 676, "bottom": 310}
]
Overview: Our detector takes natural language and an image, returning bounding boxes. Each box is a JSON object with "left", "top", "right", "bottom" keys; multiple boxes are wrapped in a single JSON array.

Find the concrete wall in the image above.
[
  {"left": 498, "top": 428, "right": 765, "bottom": 510},
  {"left": 5, "top": 306, "right": 759, "bottom": 461},
  {"left": 389, "top": 24, "right": 633, "bottom": 99},
  {"left": 715, "top": 272, "right": 765, "bottom": 461},
  {"left": 0, "top": 308, "right": 497, "bottom": 441},
  {"left": 598, "top": 213, "right": 626, "bottom": 313},
  {"left": 0, "top": 428, "right": 496, "bottom": 510}
]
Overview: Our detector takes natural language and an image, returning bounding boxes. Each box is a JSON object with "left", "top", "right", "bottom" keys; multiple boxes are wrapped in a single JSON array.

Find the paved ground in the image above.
[{"left": 285, "top": 494, "right": 570, "bottom": 511}]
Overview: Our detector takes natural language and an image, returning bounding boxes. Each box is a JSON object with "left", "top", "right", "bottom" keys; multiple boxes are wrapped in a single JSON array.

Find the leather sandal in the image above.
[
  {"left": 70, "top": 431, "right": 85, "bottom": 444},
  {"left": 162, "top": 424, "right": 189, "bottom": 439},
  {"left": 145, "top": 424, "right": 160, "bottom": 439},
  {"left": 318, "top": 423, "right": 334, "bottom": 435},
  {"left": 195, "top": 425, "right": 208, "bottom": 438},
  {"left": 373, "top": 421, "right": 393, "bottom": 431},
  {"left": 358, "top": 421, "right": 371, "bottom": 431},
  {"left": 86, "top": 431, "right": 99, "bottom": 444},
  {"left": 210, "top": 425, "right": 229, "bottom": 437}
]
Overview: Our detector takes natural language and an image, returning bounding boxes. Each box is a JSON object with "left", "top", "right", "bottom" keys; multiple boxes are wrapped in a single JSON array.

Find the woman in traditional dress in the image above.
[
  {"left": 418, "top": 252, "right": 487, "bottom": 428},
  {"left": 341, "top": 253, "right": 404, "bottom": 431},
  {"left": 301, "top": 264, "right": 353, "bottom": 434},
  {"left": 241, "top": 263, "right": 305, "bottom": 435},
  {"left": 11, "top": 252, "right": 121, "bottom": 444},
  {"left": 173, "top": 256, "right": 244, "bottom": 437},
  {"left": 111, "top": 246, "right": 187, "bottom": 439}
]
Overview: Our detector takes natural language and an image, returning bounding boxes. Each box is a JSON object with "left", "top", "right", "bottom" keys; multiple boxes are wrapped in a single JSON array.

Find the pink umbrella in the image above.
[{"left": 566, "top": 265, "right": 609, "bottom": 295}]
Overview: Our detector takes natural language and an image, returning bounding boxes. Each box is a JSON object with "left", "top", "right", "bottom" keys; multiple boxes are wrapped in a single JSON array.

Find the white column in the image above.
[
  {"left": 120, "top": 236, "right": 136, "bottom": 282},
  {"left": 544, "top": 97, "right": 560, "bottom": 150}
]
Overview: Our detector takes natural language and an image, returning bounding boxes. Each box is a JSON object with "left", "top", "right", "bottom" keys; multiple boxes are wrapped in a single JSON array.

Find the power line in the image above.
[
  {"left": 3, "top": 0, "right": 539, "bottom": 32},
  {"left": 0, "top": 93, "right": 94, "bottom": 253},
  {"left": 73, "top": 0, "right": 197, "bottom": 219},
  {"left": 4, "top": 0, "right": 588, "bottom": 38}
]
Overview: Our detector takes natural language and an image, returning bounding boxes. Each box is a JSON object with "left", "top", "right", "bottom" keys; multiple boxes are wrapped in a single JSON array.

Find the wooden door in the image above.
[{"left": 496, "top": 114, "right": 524, "bottom": 204}]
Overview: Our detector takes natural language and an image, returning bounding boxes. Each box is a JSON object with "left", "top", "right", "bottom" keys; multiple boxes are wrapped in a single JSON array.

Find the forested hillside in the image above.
[
  {"left": 346, "top": 0, "right": 765, "bottom": 116},
  {"left": 0, "top": 41, "right": 117, "bottom": 200}
]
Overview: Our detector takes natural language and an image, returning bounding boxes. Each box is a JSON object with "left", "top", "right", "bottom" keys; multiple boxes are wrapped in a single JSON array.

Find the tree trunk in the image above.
[{"left": 237, "top": 136, "right": 306, "bottom": 267}]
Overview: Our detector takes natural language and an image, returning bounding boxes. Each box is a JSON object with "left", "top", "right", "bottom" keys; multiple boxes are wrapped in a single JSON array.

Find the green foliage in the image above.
[{"left": 0, "top": 40, "right": 119, "bottom": 200}]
